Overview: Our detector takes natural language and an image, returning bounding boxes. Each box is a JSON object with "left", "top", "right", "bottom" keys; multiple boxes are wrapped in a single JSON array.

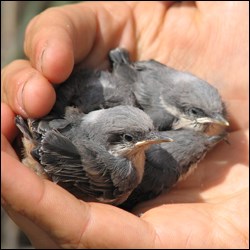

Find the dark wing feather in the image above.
[
  {"left": 52, "top": 69, "right": 106, "bottom": 115},
  {"left": 37, "top": 130, "right": 138, "bottom": 204},
  {"left": 120, "top": 144, "right": 180, "bottom": 210}
]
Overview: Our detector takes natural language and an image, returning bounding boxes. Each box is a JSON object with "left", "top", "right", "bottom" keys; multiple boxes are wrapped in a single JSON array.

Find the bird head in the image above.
[
  {"left": 107, "top": 130, "right": 172, "bottom": 158},
  {"left": 80, "top": 105, "right": 173, "bottom": 157},
  {"left": 160, "top": 69, "right": 229, "bottom": 134},
  {"left": 102, "top": 106, "right": 173, "bottom": 157},
  {"left": 107, "top": 127, "right": 172, "bottom": 184},
  {"left": 83, "top": 105, "right": 173, "bottom": 183}
]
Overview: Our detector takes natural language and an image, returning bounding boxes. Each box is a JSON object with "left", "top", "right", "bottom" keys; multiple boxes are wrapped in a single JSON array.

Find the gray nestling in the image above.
[
  {"left": 15, "top": 105, "right": 172, "bottom": 205},
  {"left": 109, "top": 48, "right": 229, "bottom": 133},
  {"left": 52, "top": 47, "right": 229, "bottom": 135},
  {"left": 120, "top": 129, "right": 227, "bottom": 210}
]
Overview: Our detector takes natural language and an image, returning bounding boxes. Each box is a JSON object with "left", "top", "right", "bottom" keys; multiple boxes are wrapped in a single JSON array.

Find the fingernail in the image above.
[{"left": 17, "top": 81, "right": 28, "bottom": 116}]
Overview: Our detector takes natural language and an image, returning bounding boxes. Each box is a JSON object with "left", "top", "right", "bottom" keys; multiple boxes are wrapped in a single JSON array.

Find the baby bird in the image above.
[{"left": 15, "top": 105, "right": 172, "bottom": 205}]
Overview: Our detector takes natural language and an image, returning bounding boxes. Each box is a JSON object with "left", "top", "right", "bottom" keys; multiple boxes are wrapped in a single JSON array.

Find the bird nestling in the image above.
[
  {"left": 109, "top": 48, "right": 229, "bottom": 134},
  {"left": 15, "top": 105, "right": 172, "bottom": 205}
]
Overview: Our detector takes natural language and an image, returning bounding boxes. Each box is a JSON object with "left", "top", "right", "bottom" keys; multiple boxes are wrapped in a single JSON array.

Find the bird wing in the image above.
[
  {"left": 52, "top": 69, "right": 106, "bottom": 115},
  {"left": 120, "top": 144, "right": 181, "bottom": 210},
  {"left": 133, "top": 73, "right": 175, "bottom": 130},
  {"left": 38, "top": 130, "right": 137, "bottom": 204}
]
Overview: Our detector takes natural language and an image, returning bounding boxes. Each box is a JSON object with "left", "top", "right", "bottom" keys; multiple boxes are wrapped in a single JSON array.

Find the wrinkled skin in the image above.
[{"left": 1, "top": 1, "right": 249, "bottom": 248}]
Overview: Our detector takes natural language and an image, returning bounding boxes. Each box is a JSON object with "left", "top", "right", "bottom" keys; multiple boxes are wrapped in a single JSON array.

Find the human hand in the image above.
[{"left": 1, "top": 1, "right": 249, "bottom": 248}]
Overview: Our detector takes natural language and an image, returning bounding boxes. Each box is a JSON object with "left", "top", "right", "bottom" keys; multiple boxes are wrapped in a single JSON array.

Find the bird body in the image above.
[
  {"left": 53, "top": 63, "right": 138, "bottom": 116},
  {"left": 131, "top": 60, "right": 228, "bottom": 131},
  {"left": 110, "top": 48, "right": 229, "bottom": 133},
  {"left": 16, "top": 105, "right": 172, "bottom": 205}
]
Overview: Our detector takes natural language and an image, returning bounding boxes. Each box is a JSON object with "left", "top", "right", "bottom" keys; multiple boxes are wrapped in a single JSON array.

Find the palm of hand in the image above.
[{"left": 127, "top": 2, "right": 249, "bottom": 246}]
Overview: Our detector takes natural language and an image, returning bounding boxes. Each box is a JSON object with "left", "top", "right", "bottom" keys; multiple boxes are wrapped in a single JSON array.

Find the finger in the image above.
[
  {"left": 24, "top": 2, "right": 136, "bottom": 82},
  {"left": 1, "top": 60, "right": 56, "bottom": 118},
  {"left": 1, "top": 103, "right": 18, "bottom": 142},
  {"left": 3, "top": 207, "right": 60, "bottom": 249},
  {"left": 1, "top": 134, "right": 18, "bottom": 159},
  {"left": 1, "top": 152, "right": 157, "bottom": 248}
]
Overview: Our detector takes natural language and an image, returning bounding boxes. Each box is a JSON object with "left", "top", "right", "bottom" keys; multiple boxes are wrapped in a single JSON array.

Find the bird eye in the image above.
[
  {"left": 123, "top": 134, "right": 133, "bottom": 142},
  {"left": 188, "top": 107, "right": 205, "bottom": 117}
]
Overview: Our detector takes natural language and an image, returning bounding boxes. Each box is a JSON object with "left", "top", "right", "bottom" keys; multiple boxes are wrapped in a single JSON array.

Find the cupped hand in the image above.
[{"left": 1, "top": 1, "right": 249, "bottom": 248}]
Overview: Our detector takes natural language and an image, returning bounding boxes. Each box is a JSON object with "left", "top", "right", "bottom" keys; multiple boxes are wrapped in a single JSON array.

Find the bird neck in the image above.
[{"left": 126, "top": 149, "right": 146, "bottom": 185}]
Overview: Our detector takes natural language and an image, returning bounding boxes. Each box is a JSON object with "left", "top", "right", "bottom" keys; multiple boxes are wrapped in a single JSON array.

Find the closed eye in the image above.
[
  {"left": 107, "top": 134, "right": 122, "bottom": 144},
  {"left": 108, "top": 133, "right": 134, "bottom": 144},
  {"left": 188, "top": 107, "right": 206, "bottom": 117}
]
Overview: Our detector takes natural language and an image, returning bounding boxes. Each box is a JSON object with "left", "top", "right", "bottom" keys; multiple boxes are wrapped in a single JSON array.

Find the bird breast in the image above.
[{"left": 128, "top": 150, "right": 146, "bottom": 185}]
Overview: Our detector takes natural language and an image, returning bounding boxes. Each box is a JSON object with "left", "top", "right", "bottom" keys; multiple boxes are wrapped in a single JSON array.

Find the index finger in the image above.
[
  {"left": 24, "top": 2, "right": 136, "bottom": 83},
  {"left": 1, "top": 60, "right": 56, "bottom": 118}
]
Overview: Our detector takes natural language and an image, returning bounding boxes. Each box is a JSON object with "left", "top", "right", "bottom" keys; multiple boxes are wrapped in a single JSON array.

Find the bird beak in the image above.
[
  {"left": 196, "top": 115, "right": 229, "bottom": 126},
  {"left": 135, "top": 132, "right": 173, "bottom": 147},
  {"left": 207, "top": 132, "right": 228, "bottom": 145}
]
